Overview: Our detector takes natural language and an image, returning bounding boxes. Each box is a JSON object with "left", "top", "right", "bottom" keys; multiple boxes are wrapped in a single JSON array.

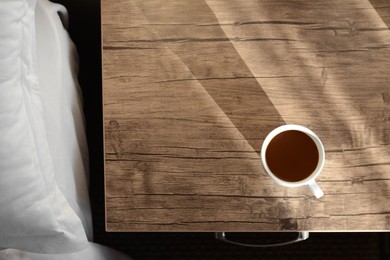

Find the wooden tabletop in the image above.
[{"left": 102, "top": 0, "right": 390, "bottom": 231}]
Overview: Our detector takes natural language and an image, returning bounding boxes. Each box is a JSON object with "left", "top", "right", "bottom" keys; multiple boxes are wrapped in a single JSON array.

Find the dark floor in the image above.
[
  {"left": 53, "top": 0, "right": 389, "bottom": 259},
  {"left": 95, "top": 232, "right": 384, "bottom": 260}
]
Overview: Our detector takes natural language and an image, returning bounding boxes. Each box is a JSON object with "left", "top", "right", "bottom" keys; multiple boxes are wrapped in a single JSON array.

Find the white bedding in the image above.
[
  {"left": 0, "top": 0, "right": 132, "bottom": 259},
  {"left": 35, "top": 0, "right": 93, "bottom": 241}
]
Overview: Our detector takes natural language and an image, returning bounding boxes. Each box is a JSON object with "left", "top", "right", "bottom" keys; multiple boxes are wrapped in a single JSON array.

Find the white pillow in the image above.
[
  {"left": 35, "top": 0, "right": 93, "bottom": 241},
  {"left": 0, "top": 0, "right": 88, "bottom": 254}
]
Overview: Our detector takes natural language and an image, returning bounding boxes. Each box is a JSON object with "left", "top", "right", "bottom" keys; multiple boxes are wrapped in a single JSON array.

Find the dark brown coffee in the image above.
[{"left": 265, "top": 130, "right": 319, "bottom": 182}]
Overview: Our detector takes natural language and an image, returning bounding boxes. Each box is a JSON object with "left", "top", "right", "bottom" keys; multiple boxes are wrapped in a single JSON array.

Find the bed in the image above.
[{"left": 0, "top": 0, "right": 131, "bottom": 258}]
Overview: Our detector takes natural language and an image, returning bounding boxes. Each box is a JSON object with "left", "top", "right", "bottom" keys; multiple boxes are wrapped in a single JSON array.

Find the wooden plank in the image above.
[{"left": 102, "top": 0, "right": 390, "bottom": 231}]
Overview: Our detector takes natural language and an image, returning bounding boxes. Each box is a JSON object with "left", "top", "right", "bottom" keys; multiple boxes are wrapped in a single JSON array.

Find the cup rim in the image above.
[{"left": 261, "top": 124, "right": 325, "bottom": 187}]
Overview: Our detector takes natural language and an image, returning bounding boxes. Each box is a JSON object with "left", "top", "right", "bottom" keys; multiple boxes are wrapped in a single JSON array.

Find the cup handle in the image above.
[{"left": 308, "top": 180, "right": 324, "bottom": 198}]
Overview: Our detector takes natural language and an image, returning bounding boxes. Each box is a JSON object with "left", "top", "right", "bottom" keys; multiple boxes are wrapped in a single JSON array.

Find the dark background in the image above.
[{"left": 52, "top": 0, "right": 389, "bottom": 259}]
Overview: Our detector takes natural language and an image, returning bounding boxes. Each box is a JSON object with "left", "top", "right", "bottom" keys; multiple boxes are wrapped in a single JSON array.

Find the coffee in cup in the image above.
[{"left": 261, "top": 125, "right": 325, "bottom": 198}]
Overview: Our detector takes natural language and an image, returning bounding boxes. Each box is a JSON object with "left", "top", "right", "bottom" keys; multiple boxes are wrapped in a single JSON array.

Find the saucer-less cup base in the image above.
[{"left": 261, "top": 125, "right": 325, "bottom": 199}]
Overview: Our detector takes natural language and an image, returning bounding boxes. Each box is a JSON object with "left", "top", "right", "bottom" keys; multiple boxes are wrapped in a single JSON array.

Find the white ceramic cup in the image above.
[{"left": 261, "top": 124, "right": 325, "bottom": 198}]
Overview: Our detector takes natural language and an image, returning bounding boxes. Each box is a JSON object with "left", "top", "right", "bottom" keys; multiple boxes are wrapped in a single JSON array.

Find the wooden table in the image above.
[{"left": 102, "top": 0, "right": 390, "bottom": 231}]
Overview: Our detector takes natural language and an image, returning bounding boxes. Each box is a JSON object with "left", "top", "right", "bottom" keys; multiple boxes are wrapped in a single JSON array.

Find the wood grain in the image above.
[{"left": 102, "top": 0, "right": 390, "bottom": 231}]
